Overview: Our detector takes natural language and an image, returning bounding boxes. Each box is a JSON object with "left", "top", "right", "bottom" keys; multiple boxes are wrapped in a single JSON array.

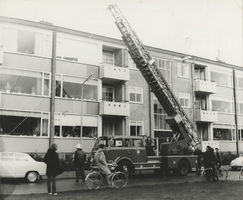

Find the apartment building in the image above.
[{"left": 0, "top": 16, "right": 242, "bottom": 160}]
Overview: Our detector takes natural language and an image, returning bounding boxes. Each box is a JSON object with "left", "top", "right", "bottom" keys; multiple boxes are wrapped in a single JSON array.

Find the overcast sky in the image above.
[{"left": 0, "top": 0, "right": 242, "bottom": 66}]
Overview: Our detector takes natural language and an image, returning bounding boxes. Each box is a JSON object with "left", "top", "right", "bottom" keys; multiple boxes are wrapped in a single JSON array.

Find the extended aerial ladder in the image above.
[{"left": 108, "top": 4, "right": 201, "bottom": 155}]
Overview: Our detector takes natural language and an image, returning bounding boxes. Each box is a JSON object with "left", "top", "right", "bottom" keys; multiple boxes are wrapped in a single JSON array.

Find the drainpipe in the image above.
[
  {"left": 191, "top": 59, "right": 196, "bottom": 135},
  {"left": 148, "top": 87, "right": 152, "bottom": 138},
  {"left": 233, "top": 70, "right": 239, "bottom": 157},
  {"left": 50, "top": 31, "right": 56, "bottom": 147}
]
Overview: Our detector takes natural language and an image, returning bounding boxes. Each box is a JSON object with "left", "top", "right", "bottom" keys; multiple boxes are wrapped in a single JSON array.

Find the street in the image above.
[{"left": 1, "top": 166, "right": 243, "bottom": 200}]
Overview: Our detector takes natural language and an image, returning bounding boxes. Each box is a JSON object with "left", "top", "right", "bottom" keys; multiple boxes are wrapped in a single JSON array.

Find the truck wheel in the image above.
[
  {"left": 118, "top": 161, "right": 130, "bottom": 176},
  {"left": 177, "top": 159, "right": 190, "bottom": 176}
]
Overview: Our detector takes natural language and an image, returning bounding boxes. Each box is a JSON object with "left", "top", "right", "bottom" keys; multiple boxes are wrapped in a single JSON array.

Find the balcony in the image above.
[
  {"left": 100, "top": 63, "right": 129, "bottom": 83},
  {"left": 194, "top": 79, "right": 216, "bottom": 94},
  {"left": 195, "top": 109, "right": 218, "bottom": 122},
  {"left": 99, "top": 100, "right": 130, "bottom": 116}
]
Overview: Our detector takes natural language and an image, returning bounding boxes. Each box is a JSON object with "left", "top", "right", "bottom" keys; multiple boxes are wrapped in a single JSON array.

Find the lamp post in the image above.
[{"left": 80, "top": 73, "right": 94, "bottom": 144}]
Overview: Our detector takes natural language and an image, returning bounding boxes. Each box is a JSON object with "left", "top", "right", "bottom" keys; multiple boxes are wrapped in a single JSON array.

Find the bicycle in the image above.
[
  {"left": 85, "top": 162, "right": 128, "bottom": 190},
  {"left": 201, "top": 164, "right": 228, "bottom": 182}
]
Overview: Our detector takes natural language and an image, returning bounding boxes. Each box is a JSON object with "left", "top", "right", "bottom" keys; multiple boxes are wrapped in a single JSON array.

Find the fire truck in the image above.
[{"left": 90, "top": 4, "right": 201, "bottom": 176}]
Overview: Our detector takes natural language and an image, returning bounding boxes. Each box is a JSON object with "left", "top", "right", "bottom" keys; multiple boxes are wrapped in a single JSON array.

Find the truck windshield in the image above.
[{"left": 94, "top": 136, "right": 110, "bottom": 147}]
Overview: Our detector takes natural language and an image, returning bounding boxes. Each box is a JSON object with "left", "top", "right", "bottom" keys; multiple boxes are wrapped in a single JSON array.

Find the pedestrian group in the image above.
[{"left": 43, "top": 142, "right": 222, "bottom": 195}]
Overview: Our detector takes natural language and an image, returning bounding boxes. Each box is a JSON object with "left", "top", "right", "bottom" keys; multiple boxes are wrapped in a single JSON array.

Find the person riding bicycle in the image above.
[
  {"left": 203, "top": 146, "right": 218, "bottom": 181},
  {"left": 94, "top": 144, "right": 113, "bottom": 188}
]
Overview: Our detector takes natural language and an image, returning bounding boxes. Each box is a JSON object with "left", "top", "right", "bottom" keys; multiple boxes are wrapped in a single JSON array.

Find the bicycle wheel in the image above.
[
  {"left": 111, "top": 172, "right": 128, "bottom": 189},
  {"left": 217, "top": 168, "right": 228, "bottom": 181},
  {"left": 85, "top": 172, "right": 103, "bottom": 190},
  {"left": 239, "top": 166, "right": 243, "bottom": 179},
  {"left": 201, "top": 169, "right": 212, "bottom": 182}
]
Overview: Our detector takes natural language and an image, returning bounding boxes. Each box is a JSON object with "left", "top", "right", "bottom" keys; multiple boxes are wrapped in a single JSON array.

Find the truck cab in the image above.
[{"left": 90, "top": 136, "right": 161, "bottom": 175}]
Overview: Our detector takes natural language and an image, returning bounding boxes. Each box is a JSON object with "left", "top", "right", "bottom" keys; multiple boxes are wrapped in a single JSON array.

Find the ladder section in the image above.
[{"left": 108, "top": 4, "right": 200, "bottom": 146}]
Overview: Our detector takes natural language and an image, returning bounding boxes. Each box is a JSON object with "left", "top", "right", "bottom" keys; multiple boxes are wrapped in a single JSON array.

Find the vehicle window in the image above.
[
  {"left": 133, "top": 139, "right": 143, "bottom": 147},
  {"left": 15, "top": 154, "right": 29, "bottom": 162},
  {"left": 125, "top": 139, "right": 133, "bottom": 147},
  {"left": 95, "top": 137, "right": 108, "bottom": 147},
  {"left": 114, "top": 139, "right": 123, "bottom": 147},
  {"left": 0, "top": 153, "right": 14, "bottom": 161},
  {"left": 109, "top": 139, "right": 114, "bottom": 147}
]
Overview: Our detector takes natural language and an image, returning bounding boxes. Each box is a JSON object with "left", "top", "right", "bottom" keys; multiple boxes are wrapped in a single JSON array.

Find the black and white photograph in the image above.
[{"left": 0, "top": 0, "right": 242, "bottom": 199}]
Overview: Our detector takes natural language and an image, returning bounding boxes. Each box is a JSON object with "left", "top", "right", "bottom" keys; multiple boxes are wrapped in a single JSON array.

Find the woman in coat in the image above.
[
  {"left": 44, "top": 143, "right": 59, "bottom": 195},
  {"left": 94, "top": 144, "right": 112, "bottom": 188}
]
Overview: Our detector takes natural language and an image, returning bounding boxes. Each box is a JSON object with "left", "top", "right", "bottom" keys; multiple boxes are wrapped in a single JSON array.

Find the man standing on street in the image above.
[
  {"left": 74, "top": 144, "right": 86, "bottom": 182},
  {"left": 215, "top": 148, "right": 221, "bottom": 169},
  {"left": 193, "top": 147, "right": 202, "bottom": 175},
  {"left": 44, "top": 143, "right": 59, "bottom": 195}
]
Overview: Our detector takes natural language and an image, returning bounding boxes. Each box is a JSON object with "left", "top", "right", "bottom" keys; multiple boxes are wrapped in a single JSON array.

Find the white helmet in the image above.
[{"left": 76, "top": 144, "right": 82, "bottom": 149}]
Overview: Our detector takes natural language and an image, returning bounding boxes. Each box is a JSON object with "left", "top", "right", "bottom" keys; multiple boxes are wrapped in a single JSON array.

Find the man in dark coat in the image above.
[
  {"left": 44, "top": 143, "right": 59, "bottom": 195},
  {"left": 193, "top": 147, "right": 202, "bottom": 175},
  {"left": 74, "top": 143, "right": 86, "bottom": 182},
  {"left": 203, "top": 146, "right": 217, "bottom": 181},
  {"left": 215, "top": 148, "right": 221, "bottom": 169}
]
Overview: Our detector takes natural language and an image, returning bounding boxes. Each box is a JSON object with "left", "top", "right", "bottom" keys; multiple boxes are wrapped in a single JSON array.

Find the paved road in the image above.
[{"left": 0, "top": 166, "right": 242, "bottom": 196}]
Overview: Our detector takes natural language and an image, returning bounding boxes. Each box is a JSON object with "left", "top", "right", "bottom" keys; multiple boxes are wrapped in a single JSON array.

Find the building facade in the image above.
[{"left": 0, "top": 17, "right": 242, "bottom": 161}]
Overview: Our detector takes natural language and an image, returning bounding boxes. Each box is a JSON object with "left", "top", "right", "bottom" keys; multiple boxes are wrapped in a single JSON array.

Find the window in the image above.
[
  {"left": 197, "top": 123, "right": 208, "bottom": 141},
  {"left": 129, "top": 87, "right": 143, "bottom": 103},
  {"left": 133, "top": 139, "right": 143, "bottom": 147},
  {"left": 102, "top": 86, "right": 113, "bottom": 101},
  {"left": 0, "top": 153, "right": 14, "bottom": 162},
  {"left": 54, "top": 125, "right": 97, "bottom": 138},
  {"left": 3, "top": 28, "right": 51, "bottom": 57},
  {"left": 194, "top": 66, "right": 206, "bottom": 80},
  {"left": 211, "top": 96, "right": 234, "bottom": 113},
  {"left": 0, "top": 67, "right": 50, "bottom": 96},
  {"left": 102, "top": 50, "right": 114, "bottom": 65},
  {"left": 0, "top": 110, "right": 49, "bottom": 137},
  {"left": 213, "top": 124, "right": 235, "bottom": 141},
  {"left": 154, "top": 57, "right": 171, "bottom": 85},
  {"left": 210, "top": 68, "right": 233, "bottom": 87},
  {"left": 55, "top": 74, "right": 98, "bottom": 100},
  {"left": 238, "top": 125, "right": 243, "bottom": 141},
  {"left": 195, "top": 95, "right": 207, "bottom": 110},
  {"left": 109, "top": 138, "right": 123, "bottom": 147},
  {"left": 56, "top": 37, "right": 99, "bottom": 65},
  {"left": 15, "top": 154, "right": 28, "bottom": 162},
  {"left": 130, "top": 121, "right": 143, "bottom": 136},
  {"left": 237, "top": 99, "right": 243, "bottom": 115},
  {"left": 177, "top": 63, "right": 189, "bottom": 78},
  {"left": 235, "top": 71, "right": 243, "bottom": 89},
  {"left": 102, "top": 120, "right": 114, "bottom": 136},
  {"left": 54, "top": 113, "right": 97, "bottom": 138},
  {"left": 179, "top": 93, "right": 190, "bottom": 108},
  {"left": 154, "top": 97, "right": 170, "bottom": 130}
]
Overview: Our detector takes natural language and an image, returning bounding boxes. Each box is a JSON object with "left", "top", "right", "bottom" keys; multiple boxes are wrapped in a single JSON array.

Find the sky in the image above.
[{"left": 0, "top": 0, "right": 242, "bottom": 66}]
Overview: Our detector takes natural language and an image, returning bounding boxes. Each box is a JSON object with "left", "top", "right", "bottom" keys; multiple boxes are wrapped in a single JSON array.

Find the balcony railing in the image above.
[
  {"left": 195, "top": 108, "right": 218, "bottom": 122},
  {"left": 99, "top": 99, "right": 130, "bottom": 116},
  {"left": 100, "top": 63, "right": 129, "bottom": 82},
  {"left": 194, "top": 78, "right": 216, "bottom": 94}
]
